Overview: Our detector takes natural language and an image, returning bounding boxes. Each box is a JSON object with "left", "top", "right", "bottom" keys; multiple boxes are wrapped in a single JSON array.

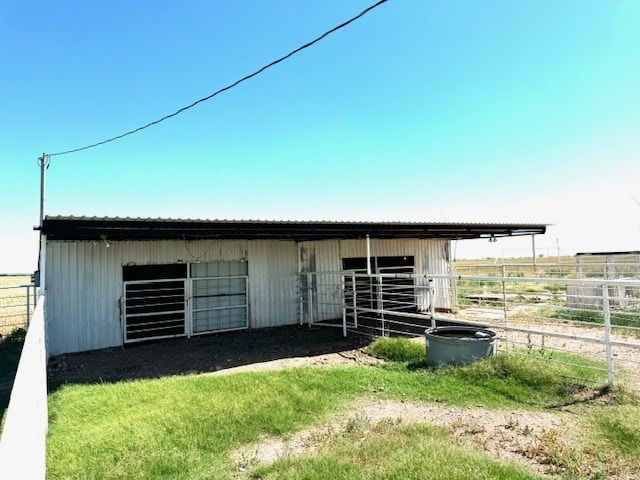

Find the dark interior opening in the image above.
[
  {"left": 123, "top": 264, "right": 187, "bottom": 281},
  {"left": 342, "top": 256, "right": 414, "bottom": 271}
]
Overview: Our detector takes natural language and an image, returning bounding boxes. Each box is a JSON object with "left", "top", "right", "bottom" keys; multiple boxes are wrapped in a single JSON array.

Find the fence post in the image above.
[
  {"left": 298, "top": 275, "right": 303, "bottom": 325},
  {"left": 452, "top": 274, "right": 458, "bottom": 311},
  {"left": 341, "top": 274, "right": 347, "bottom": 337},
  {"left": 26, "top": 285, "right": 31, "bottom": 327},
  {"left": 502, "top": 265, "right": 508, "bottom": 348},
  {"left": 352, "top": 272, "right": 358, "bottom": 328},
  {"left": 602, "top": 282, "right": 614, "bottom": 387},
  {"left": 377, "top": 274, "right": 385, "bottom": 336},
  {"left": 306, "top": 272, "right": 313, "bottom": 327},
  {"left": 428, "top": 277, "right": 436, "bottom": 328}
]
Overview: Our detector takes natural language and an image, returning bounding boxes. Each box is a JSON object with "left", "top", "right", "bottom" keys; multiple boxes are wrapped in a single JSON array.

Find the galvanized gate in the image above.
[
  {"left": 123, "top": 261, "right": 249, "bottom": 343},
  {"left": 123, "top": 278, "right": 187, "bottom": 342},
  {"left": 190, "top": 275, "right": 248, "bottom": 334}
]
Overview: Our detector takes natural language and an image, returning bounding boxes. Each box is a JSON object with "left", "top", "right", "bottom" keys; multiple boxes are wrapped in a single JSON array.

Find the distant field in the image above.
[
  {"left": 0, "top": 275, "right": 33, "bottom": 335},
  {"left": 0, "top": 275, "right": 30, "bottom": 287},
  {"left": 455, "top": 256, "right": 575, "bottom": 266},
  {"left": 454, "top": 255, "right": 640, "bottom": 279},
  {"left": 453, "top": 257, "right": 578, "bottom": 279}
]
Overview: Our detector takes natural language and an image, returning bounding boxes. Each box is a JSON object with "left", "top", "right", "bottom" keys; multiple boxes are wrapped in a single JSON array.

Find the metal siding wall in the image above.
[
  {"left": 46, "top": 241, "right": 122, "bottom": 356},
  {"left": 45, "top": 237, "right": 448, "bottom": 355},
  {"left": 46, "top": 239, "right": 298, "bottom": 355},
  {"left": 311, "top": 241, "right": 342, "bottom": 272},
  {"left": 247, "top": 241, "right": 298, "bottom": 328}
]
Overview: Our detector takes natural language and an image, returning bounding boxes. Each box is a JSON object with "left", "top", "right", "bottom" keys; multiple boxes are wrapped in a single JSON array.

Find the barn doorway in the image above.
[
  {"left": 123, "top": 264, "right": 188, "bottom": 342},
  {"left": 342, "top": 256, "right": 415, "bottom": 313},
  {"left": 190, "top": 262, "right": 248, "bottom": 334},
  {"left": 122, "top": 262, "right": 249, "bottom": 343}
]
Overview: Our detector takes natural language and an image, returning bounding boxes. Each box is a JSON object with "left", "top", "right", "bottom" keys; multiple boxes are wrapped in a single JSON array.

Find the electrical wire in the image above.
[
  {"left": 49, "top": 0, "right": 388, "bottom": 157},
  {"left": 183, "top": 235, "right": 218, "bottom": 261}
]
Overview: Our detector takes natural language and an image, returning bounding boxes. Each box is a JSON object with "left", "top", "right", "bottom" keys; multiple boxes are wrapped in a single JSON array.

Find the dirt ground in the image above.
[{"left": 47, "top": 325, "right": 370, "bottom": 388}]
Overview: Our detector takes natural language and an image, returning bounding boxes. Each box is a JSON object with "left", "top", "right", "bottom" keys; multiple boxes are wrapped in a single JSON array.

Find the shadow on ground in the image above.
[{"left": 47, "top": 325, "right": 368, "bottom": 390}]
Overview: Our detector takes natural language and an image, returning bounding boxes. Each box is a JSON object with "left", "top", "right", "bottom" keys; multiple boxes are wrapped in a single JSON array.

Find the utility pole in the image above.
[
  {"left": 37, "top": 153, "right": 50, "bottom": 227},
  {"left": 35, "top": 153, "right": 50, "bottom": 288}
]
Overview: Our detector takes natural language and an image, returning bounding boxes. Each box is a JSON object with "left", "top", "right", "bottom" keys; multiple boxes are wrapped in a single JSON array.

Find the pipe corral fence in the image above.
[
  {"left": 297, "top": 265, "right": 640, "bottom": 390},
  {"left": 0, "top": 282, "right": 37, "bottom": 336}
]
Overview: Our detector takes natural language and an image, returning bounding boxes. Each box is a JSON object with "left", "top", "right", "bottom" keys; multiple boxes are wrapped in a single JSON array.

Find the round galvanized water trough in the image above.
[{"left": 425, "top": 326, "right": 497, "bottom": 367}]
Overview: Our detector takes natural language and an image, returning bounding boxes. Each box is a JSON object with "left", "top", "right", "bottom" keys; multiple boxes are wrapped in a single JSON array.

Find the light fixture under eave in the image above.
[
  {"left": 488, "top": 235, "right": 497, "bottom": 243},
  {"left": 100, "top": 234, "right": 110, "bottom": 248}
]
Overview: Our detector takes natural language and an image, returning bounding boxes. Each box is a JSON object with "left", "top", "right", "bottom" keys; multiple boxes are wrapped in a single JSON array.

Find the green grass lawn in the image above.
[
  {"left": 544, "top": 307, "right": 640, "bottom": 329},
  {"left": 46, "top": 341, "right": 639, "bottom": 480},
  {"left": 0, "top": 327, "right": 26, "bottom": 427}
]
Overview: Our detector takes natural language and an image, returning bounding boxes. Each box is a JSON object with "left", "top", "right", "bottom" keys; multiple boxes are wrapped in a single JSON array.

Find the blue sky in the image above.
[{"left": 1, "top": 0, "right": 639, "bottom": 272}]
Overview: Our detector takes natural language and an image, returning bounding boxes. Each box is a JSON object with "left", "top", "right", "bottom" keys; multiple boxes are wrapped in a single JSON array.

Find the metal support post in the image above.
[
  {"left": 352, "top": 272, "right": 358, "bottom": 328},
  {"left": 602, "top": 282, "right": 614, "bottom": 387},
  {"left": 531, "top": 234, "right": 537, "bottom": 276},
  {"left": 298, "top": 276, "right": 303, "bottom": 325},
  {"left": 26, "top": 285, "right": 31, "bottom": 327},
  {"left": 452, "top": 274, "right": 458, "bottom": 311},
  {"left": 306, "top": 272, "right": 313, "bottom": 327},
  {"left": 366, "top": 235, "right": 372, "bottom": 275},
  {"left": 428, "top": 277, "right": 436, "bottom": 328},
  {"left": 502, "top": 265, "right": 508, "bottom": 348},
  {"left": 341, "top": 275, "right": 347, "bottom": 337},
  {"left": 377, "top": 274, "right": 385, "bottom": 336}
]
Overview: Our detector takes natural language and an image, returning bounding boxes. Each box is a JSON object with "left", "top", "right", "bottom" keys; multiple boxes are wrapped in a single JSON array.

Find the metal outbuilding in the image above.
[{"left": 39, "top": 216, "right": 546, "bottom": 355}]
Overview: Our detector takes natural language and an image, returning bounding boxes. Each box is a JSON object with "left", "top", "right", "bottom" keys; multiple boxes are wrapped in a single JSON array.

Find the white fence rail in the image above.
[
  {"left": 435, "top": 274, "right": 640, "bottom": 388},
  {"left": 0, "top": 294, "right": 47, "bottom": 480},
  {"left": 298, "top": 272, "right": 640, "bottom": 389},
  {"left": 454, "top": 259, "right": 640, "bottom": 282}
]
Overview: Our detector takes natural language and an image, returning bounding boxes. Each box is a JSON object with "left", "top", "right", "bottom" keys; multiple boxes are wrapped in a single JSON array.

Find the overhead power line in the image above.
[{"left": 49, "top": 0, "right": 388, "bottom": 157}]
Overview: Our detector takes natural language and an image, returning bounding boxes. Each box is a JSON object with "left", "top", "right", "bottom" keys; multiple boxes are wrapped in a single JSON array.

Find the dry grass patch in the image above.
[
  {"left": 232, "top": 398, "right": 640, "bottom": 480},
  {"left": 231, "top": 400, "right": 569, "bottom": 477}
]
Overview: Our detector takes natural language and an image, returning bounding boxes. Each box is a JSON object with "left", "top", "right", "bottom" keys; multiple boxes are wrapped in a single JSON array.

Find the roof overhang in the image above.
[{"left": 39, "top": 216, "right": 546, "bottom": 242}]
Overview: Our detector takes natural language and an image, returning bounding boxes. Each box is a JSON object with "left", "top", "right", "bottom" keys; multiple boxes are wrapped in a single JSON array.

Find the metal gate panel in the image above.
[
  {"left": 343, "top": 259, "right": 416, "bottom": 315},
  {"left": 123, "top": 279, "right": 186, "bottom": 343},
  {"left": 190, "top": 275, "right": 248, "bottom": 334},
  {"left": 378, "top": 265, "right": 416, "bottom": 312}
]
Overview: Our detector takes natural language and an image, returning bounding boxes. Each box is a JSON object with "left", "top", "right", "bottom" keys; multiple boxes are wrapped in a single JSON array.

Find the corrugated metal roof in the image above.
[
  {"left": 42, "top": 215, "right": 547, "bottom": 227},
  {"left": 40, "top": 215, "right": 547, "bottom": 241}
]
